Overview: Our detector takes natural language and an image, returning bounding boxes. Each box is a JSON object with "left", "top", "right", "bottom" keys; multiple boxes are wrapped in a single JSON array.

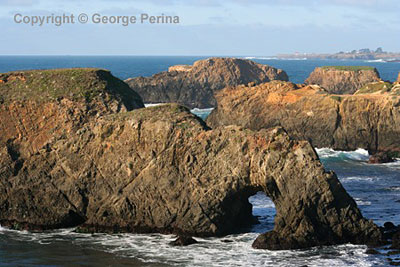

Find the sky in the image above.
[{"left": 0, "top": 0, "right": 399, "bottom": 56}]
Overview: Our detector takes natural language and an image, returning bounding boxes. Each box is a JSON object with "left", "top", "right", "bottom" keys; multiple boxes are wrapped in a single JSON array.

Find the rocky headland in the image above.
[
  {"left": 125, "top": 57, "right": 288, "bottom": 108},
  {"left": 0, "top": 68, "right": 383, "bottom": 250},
  {"left": 207, "top": 79, "right": 400, "bottom": 155},
  {"left": 305, "top": 66, "right": 381, "bottom": 94}
]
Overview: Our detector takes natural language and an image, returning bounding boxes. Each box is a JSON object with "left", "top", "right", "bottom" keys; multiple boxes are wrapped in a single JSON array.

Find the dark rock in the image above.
[
  {"left": 385, "top": 222, "right": 397, "bottom": 230},
  {"left": 305, "top": 66, "right": 381, "bottom": 94},
  {"left": 170, "top": 235, "right": 198, "bottom": 246},
  {"left": 125, "top": 57, "right": 288, "bottom": 108},
  {"left": 366, "top": 248, "right": 381, "bottom": 254},
  {"left": 207, "top": 81, "right": 400, "bottom": 154},
  {"left": 392, "top": 231, "right": 400, "bottom": 249},
  {"left": 369, "top": 153, "right": 395, "bottom": 164}
]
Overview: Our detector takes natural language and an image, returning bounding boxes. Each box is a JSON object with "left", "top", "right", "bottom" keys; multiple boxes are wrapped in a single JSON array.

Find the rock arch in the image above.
[{"left": 0, "top": 104, "right": 382, "bottom": 250}]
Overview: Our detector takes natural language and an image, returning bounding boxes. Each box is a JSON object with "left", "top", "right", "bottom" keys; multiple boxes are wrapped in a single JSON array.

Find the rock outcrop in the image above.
[
  {"left": 305, "top": 66, "right": 381, "bottom": 94},
  {"left": 0, "top": 69, "right": 382, "bottom": 250},
  {"left": 207, "top": 81, "right": 400, "bottom": 154},
  {"left": 0, "top": 68, "right": 144, "bottom": 158},
  {"left": 125, "top": 57, "right": 288, "bottom": 108}
]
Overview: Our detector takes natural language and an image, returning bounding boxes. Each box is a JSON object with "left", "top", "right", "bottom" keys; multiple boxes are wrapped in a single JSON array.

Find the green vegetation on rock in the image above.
[
  {"left": 355, "top": 82, "right": 393, "bottom": 95},
  {"left": 0, "top": 68, "right": 143, "bottom": 108}
]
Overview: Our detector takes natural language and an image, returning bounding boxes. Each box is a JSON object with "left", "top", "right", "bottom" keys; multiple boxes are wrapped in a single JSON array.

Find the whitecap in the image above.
[
  {"left": 354, "top": 197, "right": 372, "bottom": 206},
  {"left": 316, "top": 148, "right": 369, "bottom": 161}
]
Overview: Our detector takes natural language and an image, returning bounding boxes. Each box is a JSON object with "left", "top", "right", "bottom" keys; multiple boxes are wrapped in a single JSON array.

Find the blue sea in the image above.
[{"left": 1, "top": 56, "right": 400, "bottom": 266}]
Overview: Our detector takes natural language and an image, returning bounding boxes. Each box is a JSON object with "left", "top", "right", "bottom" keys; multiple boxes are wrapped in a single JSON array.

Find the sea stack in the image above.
[
  {"left": 207, "top": 80, "right": 400, "bottom": 154},
  {"left": 305, "top": 66, "right": 381, "bottom": 94},
  {"left": 0, "top": 68, "right": 381, "bottom": 250},
  {"left": 125, "top": 57, "right": 288, "bottom": 108}
]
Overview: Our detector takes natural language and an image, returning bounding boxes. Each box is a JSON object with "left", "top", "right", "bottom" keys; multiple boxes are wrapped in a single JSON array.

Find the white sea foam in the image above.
[
  {"left": 190, "top": 107, "right": 214, "bottom": 113},
  {"left": 365, "top": 59, "right": 386, "bottom": 63},
  {"left": 144, "top": 103, "right": 166, "bottom": 107},
  {"left": 316, "top": 148, "right": 369, "bottom": 161},
  {"left": 354, "top": 198, "right": 372, "bottom": 206},
  {"left": 0, "top": 193, "right": 386, "bottom": 266}
]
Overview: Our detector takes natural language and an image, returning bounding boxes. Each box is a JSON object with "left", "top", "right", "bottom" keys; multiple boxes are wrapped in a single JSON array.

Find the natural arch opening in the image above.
[{"left": 248, "top": 191, "right": 276, "bottom": 234}]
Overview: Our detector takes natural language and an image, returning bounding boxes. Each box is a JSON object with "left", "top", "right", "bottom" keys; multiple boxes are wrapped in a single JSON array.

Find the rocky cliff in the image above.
[
  {"left": 0, "top": 69, "right": 382, "bottom": 250},
  {"left": 125, "top": 57, "right": 288, "bottom": 108},
  {"left": 305, "top": 66, "right": 381, "bottom": 94},
  {"left": 0, "top": 68, "right": 144, "bottom": 158},
  {"left": 207, "top": 81, "right": 400, "bottom": 154}
]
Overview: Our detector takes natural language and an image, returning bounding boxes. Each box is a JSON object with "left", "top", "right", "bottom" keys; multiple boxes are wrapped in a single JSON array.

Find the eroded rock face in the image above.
[
  {"left": 305, "top": 66, "right": 381, "bottom": 94},
  {"left": 0, "top": 69, "right": 382, "bottom": 250},
  {"left": 207, "top": 81, "right": 400, "bottom": 154},
  {"left": 0, "top": 69, "right": 144, "bottom": 158},
  {"left": 125, "top": 57, "right": 288, "bottom": 108}
]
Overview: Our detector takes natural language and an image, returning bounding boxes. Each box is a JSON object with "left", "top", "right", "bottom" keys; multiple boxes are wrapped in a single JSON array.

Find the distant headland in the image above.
[{"left": 276, "top": 48, "right": 400, "bottom": 61}]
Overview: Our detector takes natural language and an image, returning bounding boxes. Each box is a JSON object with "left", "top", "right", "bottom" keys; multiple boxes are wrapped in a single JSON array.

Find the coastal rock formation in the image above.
[
  {"left": 125, "top": 57, "right": 288, "bottom": 108},
  {"left": 305, "top": 66, "right": 381, "bottom": 94},
  {"left": 207, "top": 80, "right": 400, "bottom": 154},
  {"left": 0, "top": 69, "right": 382, "bottom": 250},
  {"left": 397, "top": 72, "right": 400, "bottom": 83},
  {"left": 0, "top": 68, "right": 144, "bottom": 158}
]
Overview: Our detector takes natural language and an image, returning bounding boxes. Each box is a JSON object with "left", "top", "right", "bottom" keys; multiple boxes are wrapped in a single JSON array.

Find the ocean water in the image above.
[
  {"left": 1, "top": 56, "right": 400, "bottom": 266},
  {"left": 0, "top": 56, "right": 399, "bottom": 84}
]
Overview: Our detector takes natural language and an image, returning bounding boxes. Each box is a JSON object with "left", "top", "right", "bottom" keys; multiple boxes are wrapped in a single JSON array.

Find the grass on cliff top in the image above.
[
  {"left": 320, "top": 66, "right": 376, "bottom": 71},
  {"left": 0, "top": 68, "right": 123, "bottom": 103},
  {"left": 355, "top": 82, "right": 393, "bottom": 95}
]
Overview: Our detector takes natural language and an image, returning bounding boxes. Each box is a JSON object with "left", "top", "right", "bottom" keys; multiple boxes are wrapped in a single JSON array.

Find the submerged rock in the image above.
[
  {"left": 368, "top": 152, "right": 395, "bottom": 164},
  {"left": 207, "top": 80, "right": 400, "bottom": 154},
  {"left": 305, "top": 66, "right": 381, "bottom": 94},
  {"left": 170, "top": 235, "right": 198, "bottom": 246},
  {"left": 0, "top": 69, "right": 382, "bottom": 250},
  {"left": 125, "top": 57, "right": 288, "bottom": 108}
]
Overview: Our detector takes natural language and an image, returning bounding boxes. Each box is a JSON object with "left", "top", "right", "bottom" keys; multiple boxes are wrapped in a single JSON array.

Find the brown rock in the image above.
[
  {"left": 125, "top": 57, "right": 288, "bottom": 108},
  {"left": 0, "top": 70, "right": 382, "bottom": 250},
  {"left": 305, "top": 66, "right": 381, "bottom": 94},
  {"left": 369, "top": 152, "right": 395, "bottom": 164},
  {"left": 207, "top": 81, "right": 400, "bottom": 154}
]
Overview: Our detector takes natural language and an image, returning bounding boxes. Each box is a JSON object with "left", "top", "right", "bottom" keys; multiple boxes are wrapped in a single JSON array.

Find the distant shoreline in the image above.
[{"left": 275, "top": 52, "right": 400, "bottom": 62}]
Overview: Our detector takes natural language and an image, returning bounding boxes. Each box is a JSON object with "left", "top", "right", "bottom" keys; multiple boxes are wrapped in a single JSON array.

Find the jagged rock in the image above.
[
  {"left": 125, "top": 57, "right": 288, "bottom": 108},
  {"left": 0, "top": 70, "right": 382, "bottom": 250},
  {"left": 207, "top": 81, "right": 400, "bottom": 154},
  {"left": 170, "top": 235, "right": 198, "bottom": 246},
  {"left": 305, "top": 66, "right": 381, "bottom": 94},
  {"left": 369, "top": 152, "right": 395, "bottom": 164}
]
